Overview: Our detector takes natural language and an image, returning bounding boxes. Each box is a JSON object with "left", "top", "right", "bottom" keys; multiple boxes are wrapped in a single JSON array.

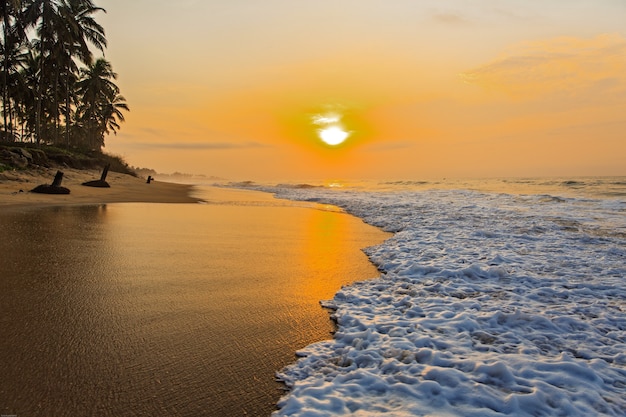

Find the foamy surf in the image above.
[{"left": 260, "top": 180, "right": 626, "bottom": 416}]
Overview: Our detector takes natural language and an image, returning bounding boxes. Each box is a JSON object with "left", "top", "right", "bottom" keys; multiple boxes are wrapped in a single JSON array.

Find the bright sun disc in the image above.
[{"left": 319, "top": 126, "right": 349, "bottom": 146}]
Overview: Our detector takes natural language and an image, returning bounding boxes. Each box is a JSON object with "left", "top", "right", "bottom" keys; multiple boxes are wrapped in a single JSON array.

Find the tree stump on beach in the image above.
[
  {"left": 51, "top": 170, "right": 63, "bottom": 187},
  {"left": 82, "top": 163, "right": 111, "bottom": 188},
  {"left": 31, "top": 170, "right": 71, "bottom": 194}
]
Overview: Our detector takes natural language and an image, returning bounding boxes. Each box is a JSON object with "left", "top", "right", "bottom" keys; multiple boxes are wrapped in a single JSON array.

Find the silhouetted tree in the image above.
[{"left": 0, "top": 0, "right": 127, "bottom": 149}]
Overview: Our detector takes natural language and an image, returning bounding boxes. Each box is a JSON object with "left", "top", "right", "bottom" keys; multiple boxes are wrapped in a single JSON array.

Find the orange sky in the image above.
[{"left": 98, "top": 1, "right": 625, "bottom": 180}]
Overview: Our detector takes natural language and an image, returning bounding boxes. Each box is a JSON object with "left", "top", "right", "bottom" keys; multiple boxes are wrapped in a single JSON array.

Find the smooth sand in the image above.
[
  {"left": 0, "top": 172, "right": 391, "bottom": 416},
  {"left": 0, "top": 168, "right": 200, "bottom": 208}
]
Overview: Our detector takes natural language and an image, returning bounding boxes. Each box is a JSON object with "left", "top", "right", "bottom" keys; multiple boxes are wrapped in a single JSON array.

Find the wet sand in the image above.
[{"left": 0, "top": 174, "right": 390, "bottom": 416}]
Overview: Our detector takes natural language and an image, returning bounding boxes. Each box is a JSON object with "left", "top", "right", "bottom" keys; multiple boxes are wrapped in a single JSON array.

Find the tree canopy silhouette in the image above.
[{"left": 1, "top": 0, "right": 128, "bottom": 150}]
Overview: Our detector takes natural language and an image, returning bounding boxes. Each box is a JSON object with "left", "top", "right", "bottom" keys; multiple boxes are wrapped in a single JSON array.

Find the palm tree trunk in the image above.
[
  {"left": 65, "top": 71, "right": 70, "bottom": 148},
  {"left": 52, "top": 64, "right": 59, "bottom": 144},
  {"left": 2, "top": 0, "right": 10, "bottom": 141},
  {"left": 35, "top": 0, "right": 50, "bottom": 145}
]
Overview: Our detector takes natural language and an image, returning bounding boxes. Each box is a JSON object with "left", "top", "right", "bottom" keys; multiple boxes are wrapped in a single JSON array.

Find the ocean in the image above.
[
  {"left": 1, "top": 177, "right": 624, "bottom": 416},
  {"left": 227, "top": 177, "right": 625, "bottom": 416}
]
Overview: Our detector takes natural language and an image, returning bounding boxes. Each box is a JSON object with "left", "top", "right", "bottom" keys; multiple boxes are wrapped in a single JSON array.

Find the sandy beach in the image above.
[
  {"left": 0, "top": 168, "right": 390, "bottom": 416},
  {"left": 0, "top": 168, "right": 200, "bottom": 208}
]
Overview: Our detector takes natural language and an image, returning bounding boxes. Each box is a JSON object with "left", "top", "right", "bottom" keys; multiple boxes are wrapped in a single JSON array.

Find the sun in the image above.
[{"left": 319, "top": 126, "right": 349, "bottom": 146}]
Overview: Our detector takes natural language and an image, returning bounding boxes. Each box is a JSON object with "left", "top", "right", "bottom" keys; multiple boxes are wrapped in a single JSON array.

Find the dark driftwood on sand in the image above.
[
  {"left": 82, "top": 164, "right": 111, "bottom": 188},
  {"left": 31, "top": 170, "right": 71, "bottom": 194}
]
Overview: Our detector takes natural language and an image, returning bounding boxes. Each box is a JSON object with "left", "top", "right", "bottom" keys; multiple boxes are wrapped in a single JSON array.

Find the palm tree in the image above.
[
  {"left": 23, "top": 0, "right": 105, "bottom": 144},
  {"left": 22, "top": 0, "right": 55, "bottom": 143},
  {"left": 99, "top": 89, "right": 128, "bottom": 139},
  {"left": 77, "top": 57, "right": 127, "bottom": 149},
  {"left": 13, "top": 48, "right": 38, "bottom": 141},
  {"left": 57, "top": 0, "right": 106, "bottom": 146},
  {"left": 1, "top": 0, "right": 27, "bottom": 141},
  {"left": 0, "top": 1, "right": 127, "bottom": 149}
]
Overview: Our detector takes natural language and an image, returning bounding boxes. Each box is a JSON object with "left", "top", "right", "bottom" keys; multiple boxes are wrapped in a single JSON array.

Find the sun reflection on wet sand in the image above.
[{"left": 294, "top": 207, "right": 378, "bottom": 304}]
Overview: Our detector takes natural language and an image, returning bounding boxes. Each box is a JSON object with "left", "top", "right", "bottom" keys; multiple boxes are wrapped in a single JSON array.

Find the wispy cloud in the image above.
[
  {"left": 126, "top": 141, "right": 270, "bottom": 151},
  {"left": 119, "top": 125, "right": 272, "bottom": 151},
  {"left": 490, "top": 6, "right": 536, "bottom": 23},
  {"left": 365, "top": 141, "right": 415, "bottom": 152},
  {"left": 433, "top": 12, "right": 469, "bottom": 25},
  {"left": 138, "top": 127, "right": 169, "bottom": 138},
  {"left": 460, "top": 34, "right": 626, "bottom": 100}
]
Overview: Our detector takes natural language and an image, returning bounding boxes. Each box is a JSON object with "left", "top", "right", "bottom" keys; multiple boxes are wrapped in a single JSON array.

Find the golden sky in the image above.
[{"left": 98, "top": 0, "right": 626, "bottom": 180}]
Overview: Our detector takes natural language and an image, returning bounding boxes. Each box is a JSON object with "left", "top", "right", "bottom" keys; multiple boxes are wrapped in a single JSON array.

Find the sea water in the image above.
[{"left": 233, "top": 177, "right": 626, "bottom": 416}]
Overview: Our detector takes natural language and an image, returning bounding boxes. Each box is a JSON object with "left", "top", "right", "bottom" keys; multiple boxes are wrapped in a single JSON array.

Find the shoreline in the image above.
[
  {"left": 0, "top": 174, "right": 390, "bottom": 416},
  {"left": 0, "top": 168, "right": 201, "bottom": 208}
]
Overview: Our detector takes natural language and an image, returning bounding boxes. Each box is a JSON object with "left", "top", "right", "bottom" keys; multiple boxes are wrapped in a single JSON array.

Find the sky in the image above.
[{"left": 97, "top": 0, "right": 625, "bottom": 180}]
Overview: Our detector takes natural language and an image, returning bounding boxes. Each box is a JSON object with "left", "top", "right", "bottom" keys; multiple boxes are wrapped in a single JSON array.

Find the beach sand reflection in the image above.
[{"left": 0, "top": 187, "right": 388, "bottom": 416}]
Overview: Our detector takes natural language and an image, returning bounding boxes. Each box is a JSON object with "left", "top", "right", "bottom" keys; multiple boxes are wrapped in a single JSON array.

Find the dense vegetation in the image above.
[
  {"left": 1, "top": 0, "right": 128, "bottom": 151},
  {"left": 0, "top": 142, "right": 136, "bottom": 174}
]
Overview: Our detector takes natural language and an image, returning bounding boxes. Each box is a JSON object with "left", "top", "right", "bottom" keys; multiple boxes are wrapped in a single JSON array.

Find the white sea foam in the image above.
[{"left": 261, "top": 183, "right": 626, "bottom": 416}]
